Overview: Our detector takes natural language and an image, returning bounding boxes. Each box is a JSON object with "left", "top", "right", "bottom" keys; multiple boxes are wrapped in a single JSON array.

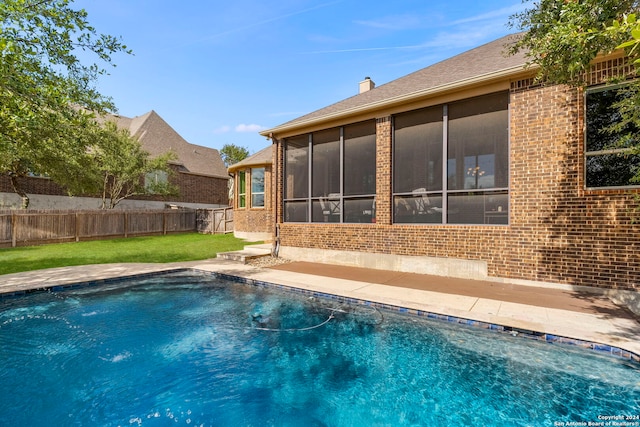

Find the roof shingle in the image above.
[
  {"left": 263, "top": 33, "right": 528, "bottom": 135},
  {"left": 104, "top": 111, "right": 228, "bottom": 179},
  {"left": 228, "top": 145, "right": 273, "bottom": 172}
]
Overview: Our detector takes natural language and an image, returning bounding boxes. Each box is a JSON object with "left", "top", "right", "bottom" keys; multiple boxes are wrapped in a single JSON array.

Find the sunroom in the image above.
[{"left": 282, "top": 90, "right": 509, "bottom": 226}]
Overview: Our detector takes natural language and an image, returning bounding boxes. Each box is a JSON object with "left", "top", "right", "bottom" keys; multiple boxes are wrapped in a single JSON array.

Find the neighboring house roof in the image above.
[
  {"left": 105, "top": 110, "right": 229, "bottom": 179},
  {"left": 261, "top": 33, "right": 529, "bottom": 136},
  {"left": 228, "top": 145, "right": 273, "bottom": 173}
]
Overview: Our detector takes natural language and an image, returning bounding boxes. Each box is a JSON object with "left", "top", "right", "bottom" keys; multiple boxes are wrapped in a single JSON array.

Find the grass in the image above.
[{"left": 0, "top": 233, "right": 258, "bottom": 276}]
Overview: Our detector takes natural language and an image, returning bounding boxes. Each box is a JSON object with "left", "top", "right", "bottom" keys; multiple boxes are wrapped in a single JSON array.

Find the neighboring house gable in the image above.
[
  {"left": 0, "top": 110, "right": 229, "bottom": 209},
  {"left": 120, "top": 110, "right": 228, "bottom": 179},
  {"left": 110, "top": 111, "right": 230, "bottom": 207}
]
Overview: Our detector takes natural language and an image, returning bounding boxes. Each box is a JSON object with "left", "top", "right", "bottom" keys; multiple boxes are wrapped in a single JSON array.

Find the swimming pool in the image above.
[{"left": 0, "top": 270, "right": 638, "bottom": 426}]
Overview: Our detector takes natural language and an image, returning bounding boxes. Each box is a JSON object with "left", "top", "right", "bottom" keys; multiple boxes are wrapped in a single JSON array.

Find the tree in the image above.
[
  {"left": 89, "top": 121, "right": 177, "bottom": 209},
  {"left": 508, "top": 0, "right": 637, "bottom": 85},
  {"left": 0, "top": 0, "right": 130, "bottom": 208},
  {"left": 508, "top": 0, "right": 640, "bottom": 182},
  {"left": 220, "top": 143, "right": 250, "bottom": 167},
  {"left": 612, "top": 14, "right": 640, "bottom": 64}
]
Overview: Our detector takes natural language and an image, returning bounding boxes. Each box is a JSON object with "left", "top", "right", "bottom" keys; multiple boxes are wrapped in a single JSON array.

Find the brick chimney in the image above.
[{"left": 359, "top": 77, "right": 375, "bottom": 94}]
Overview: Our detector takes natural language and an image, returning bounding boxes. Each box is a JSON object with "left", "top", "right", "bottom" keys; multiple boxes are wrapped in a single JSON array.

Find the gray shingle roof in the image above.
[
  {"left": 262, "top": 33, "right": 528, "bottom": 135},
  {"left": 105, "top": 111, "right": 228, "bottom": 179},
  {"left": 228, "top": 145, "right": 273, "bottom": 172}
]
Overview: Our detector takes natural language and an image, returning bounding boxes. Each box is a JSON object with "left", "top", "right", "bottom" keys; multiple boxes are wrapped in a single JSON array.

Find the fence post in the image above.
[
  {"left": 163, "top": 211, "right": 167, "bottom": 235},
  {"left": 75, "top": 212, "right": 80, "bottom": 242},
  {"left": 11, "top": 212, "right": 16, "bottom": 248},
  {"left": 124, "top": 211, "right": 128, "bottom": 238}
]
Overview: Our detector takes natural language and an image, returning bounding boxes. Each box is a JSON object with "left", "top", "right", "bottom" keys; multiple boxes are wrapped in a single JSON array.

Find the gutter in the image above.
[{"left": 176, "top": 170, "right": 231, "bottom": 180}]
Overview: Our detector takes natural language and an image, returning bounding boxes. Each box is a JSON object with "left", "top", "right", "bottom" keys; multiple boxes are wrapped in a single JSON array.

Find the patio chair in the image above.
[
  {"left": 412, "top": 188, "right": 430, "bottom": 215},
  {"left": 320, "top": 194, "right": 341, "bottom": 216}
]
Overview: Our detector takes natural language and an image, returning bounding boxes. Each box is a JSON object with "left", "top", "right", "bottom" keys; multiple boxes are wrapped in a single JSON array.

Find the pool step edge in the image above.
[{"left": 217, "top": 245, "right": 272, "bottom": 264}]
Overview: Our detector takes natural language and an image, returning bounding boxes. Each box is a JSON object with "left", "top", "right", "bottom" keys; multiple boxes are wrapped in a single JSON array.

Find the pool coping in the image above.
[{"left": 2, "top": 265, "right": 638, "bottom": 365}]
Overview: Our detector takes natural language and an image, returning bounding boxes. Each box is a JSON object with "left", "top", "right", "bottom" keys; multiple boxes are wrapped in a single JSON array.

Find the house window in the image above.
[
  {"left": 251, "top": 167, "right": 265, "bottom": 208},
  {"left": 144, "top": 170, "right": 168, "bottom": 194},
  {"left": 238, "top": 171, "right": 246, "bottom": 208},
  {"left": 343, "top": 121, "right": 377, "bottom": 223},
  {"left": 284, "top": 120, "right": 376, "bottom": 223},
  {"left": 311, "top": 129, "right": 340, "bottom": 222},
  {"left": 585, "top": 85, "right": 640, "bottom": 188},
  {"left": 393, "top": 105, "right": 443, "bottom": 223},
  {"left": 284, "top": 135, "right": 309, "bottom": 222},
  {"left": 393, "top": 91, "right": 509, "bottom": 225}
]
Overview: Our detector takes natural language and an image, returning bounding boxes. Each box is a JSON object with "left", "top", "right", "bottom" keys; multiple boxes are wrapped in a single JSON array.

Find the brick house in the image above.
[
  {"left": 228, "top": 146, "right": 274, "bottom": 241},
  {"left": 260, "top": 33, "right": 640, "bottom": 298},
  {"left": 0, "top": 110, "right": 229, "bottom": 209}
]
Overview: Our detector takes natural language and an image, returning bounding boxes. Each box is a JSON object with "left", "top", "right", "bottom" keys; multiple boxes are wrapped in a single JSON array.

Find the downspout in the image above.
[
  {"left": 269, "top": 133, "right": 281, "bottom": 258},
  {"left": 273, "top": 222, "right": 280, "bottom": 258}
]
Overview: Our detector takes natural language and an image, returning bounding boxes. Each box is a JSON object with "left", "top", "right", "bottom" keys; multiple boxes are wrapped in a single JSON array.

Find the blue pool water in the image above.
[{"left": 0, "top": 271, "right": 638, "bottom": 426}]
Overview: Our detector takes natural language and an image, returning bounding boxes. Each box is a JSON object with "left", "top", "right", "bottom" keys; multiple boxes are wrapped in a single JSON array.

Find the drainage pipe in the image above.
[{"left": 269, "top": 134, "right": 281, "bottom": 258}]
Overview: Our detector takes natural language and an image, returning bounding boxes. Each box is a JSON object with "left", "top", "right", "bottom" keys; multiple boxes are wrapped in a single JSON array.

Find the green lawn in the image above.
[{"left": 0, "top": 233, "right": 258, "bottom": 276}]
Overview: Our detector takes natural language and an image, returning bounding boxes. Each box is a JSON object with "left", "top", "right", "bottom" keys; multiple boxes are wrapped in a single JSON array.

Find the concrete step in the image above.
[{"left": 217, "top": 244, "right": 272, "bottom": 264}]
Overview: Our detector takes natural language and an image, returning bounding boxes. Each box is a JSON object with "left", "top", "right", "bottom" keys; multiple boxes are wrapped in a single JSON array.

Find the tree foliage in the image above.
[
  {"left": 612, "top": 13, "right": 640, "bottom": 63},
  {"left": 509, "top": 0, "right": 640, "bottom": 183},
  {"left": 508, "top": 0, "right": 638, "bottom": 86},
  {"left": 0, "top": 0, "right": 131, "bottom": 208},
  {"left": 89, "top": 121, "right": 178, "bottom": 209},
  {"left": 220, "top": 143, "right": 250, "bottom": 167}
]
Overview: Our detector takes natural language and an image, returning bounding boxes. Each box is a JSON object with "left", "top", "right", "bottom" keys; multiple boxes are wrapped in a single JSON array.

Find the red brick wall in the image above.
[
  {"left": 0, "top": 165, "right": 228, "bottom": 206},
  {"left": 375, "top": 117, "right": 392, "bottom": 225},
  {"left": 233, "top": 165, "right": 273, "bottom": 234},
  {"left": 167, "top": 167, "right": 228, "bottom": 205},
  {"left": 0, "top": 175, "right": 68, "bottom": 196},
  {"left": 234, "top": 209, "right": 273, "bottom": 234},
  {"left": 274, "top": 69, "right": 640, "bottom": 291}
]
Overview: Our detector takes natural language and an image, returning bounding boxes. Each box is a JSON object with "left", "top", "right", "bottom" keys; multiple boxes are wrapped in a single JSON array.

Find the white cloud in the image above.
[
  {"left": 354, "top": 14, "right": 423, "bottom": 31},
  {"left": 301, "top": 27, "right": 493, "bottom": 56},
  {"left": 303, "top": 45, "right": 422, "bottom": 54},
  {"left": 197, "top": 1, "right": 343, "bottom": 44},
  {"left": 452, "top": 3, "right": 526, "bottom": 25},
  {"left": 417, "top": 27, "right": 499, "bottom": 50},
  {"left": 310, "top": 3, "right": 523, "bottom": 57},
  {"left": 212, "top": 125, "right": 231, "bottom": 134},
  {"left": 235, "top": 124, "right": 265, "bottom": 133}
]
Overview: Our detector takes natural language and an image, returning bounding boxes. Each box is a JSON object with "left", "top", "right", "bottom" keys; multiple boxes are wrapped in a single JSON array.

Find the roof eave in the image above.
[
  {"left": 228, "top": 159, "right": 272, "bottom": 173},
  {"left": 177, "top": 170, "right": 230, "bottom": 180},
  {"left": 260, "top": 64, "right": 531, "bottom": 137}
]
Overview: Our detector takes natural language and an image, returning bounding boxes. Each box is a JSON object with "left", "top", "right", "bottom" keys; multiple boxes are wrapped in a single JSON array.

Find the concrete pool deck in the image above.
[{"left": 0, "top": 258, "right": 639, "bottom": 359}]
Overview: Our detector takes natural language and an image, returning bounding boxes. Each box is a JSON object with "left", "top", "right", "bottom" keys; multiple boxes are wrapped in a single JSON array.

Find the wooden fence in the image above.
[
  {"left": 0, "top": 209, "right": 198, "bottom": 248},
  {"left": 196, "top": 207, "right": 234, "bottom": 234}
]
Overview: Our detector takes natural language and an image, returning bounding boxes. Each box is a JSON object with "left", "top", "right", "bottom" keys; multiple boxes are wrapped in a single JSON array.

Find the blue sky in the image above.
[{"left": 76, "top": 0, "right": 526, "bottom": 155}]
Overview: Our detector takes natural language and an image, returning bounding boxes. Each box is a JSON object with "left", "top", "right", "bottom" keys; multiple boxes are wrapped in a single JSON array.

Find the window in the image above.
[
  {"left": 394, "top": 106, "right": 443, "bottom": 224},
  {"left": 283, "top": 120, "right": 376, "bottom": 223},
  {"left": 284, "top": 135, "right": 309, "bottom": 222},
  {"left": 251, "top": 167, "right": 265, "bottom": 208},
  {"left": 145, "top": 170, "right": 168, "bottom": 194},
  {"left": 393, "top": 91, "right": 509, "bottom": 225},
  {"left": 447, "top": 92, "right": 509, "bottom": 224},
  {"left": 343, "top": 121, "right": 376, "bottom": 223},
  {"left": 311, "top": 129, "right": 340, "bottom": 222},
  {"left": 238, "top": 171, "right": 246, "bottom": 208},
  {"left": 585, "top": 85, "right": 640, "bottom": 188}
]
